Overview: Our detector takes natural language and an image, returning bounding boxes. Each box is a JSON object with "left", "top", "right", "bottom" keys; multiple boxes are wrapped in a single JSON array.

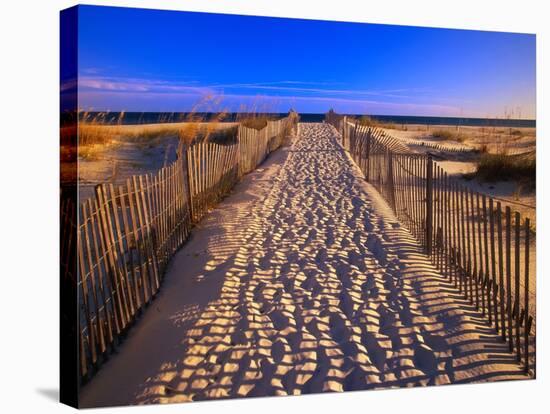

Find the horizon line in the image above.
[{"left": 73, "top": 110, "right": 536, "bottom": 122}]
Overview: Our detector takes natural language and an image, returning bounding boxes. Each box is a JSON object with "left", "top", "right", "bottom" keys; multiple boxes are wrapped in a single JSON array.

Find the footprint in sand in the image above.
[
  {"left": 247, "top": 358, "right": 280, "bottom": 397},
  {"left": 311, "top": 281, "right": 324, "bottom": 298},
  {"left": 282, "top": 368, "right": 298, "bottom": 394},
  {"left": 253, "top": 282, "right": 267, "bottom": 302},
  {"left": 341, "top": 237, "right": 351, "bottom": 249},
  {"left": 281, "top": 275, "right": 295, "bottom": 293},
  {"left": 268, "top": 309, "right": 292, "bottom": 331},
  {"left": 227, "top": 352, "right": 253, "bottom": 394},
  {"left": 329, "top": 312, "right": 351, "bottom": 343},
  {"left": 344, "top": 364, "right": 371, "bottom": 391},
  {"left": 230, "top": 326, "right": 249, "bottom": 347},
  {"left": 305, "top": 318, "right": 323, "bottom": 338},
  {"left": 302, "top": 348, "right": 331, "bottom": 394},
  {"left": 383, "top": 272, "right": 397, "bottom": 291},
  {"left": 413, "top": 342, "right": 439, "bottom": 377},
  {"left": 364, "top": 218, "right": 375, "bottom": 232},
  {"left": 339, "top": 289, "right": 355, "bottom": 319},
  {"left": 286, "top": 330, "right": 303, "bottom": 353},
  {"left": 366, "top": 234, "right": 387, "bottom": 265},
  {"left": 325, "top": 228, "right": 335, "bottom": 246},
  {"left": 419, "top": 328, "right": 448, "bottom": 352},
  {"left": 271, "top": 338, "right": 288, "bottom": 364},
  {"left": 259, "top": 251, "right": 274, "bottom": 271},
  {"left": 361, "top": 331, "right": 388, "bottom": 377}
]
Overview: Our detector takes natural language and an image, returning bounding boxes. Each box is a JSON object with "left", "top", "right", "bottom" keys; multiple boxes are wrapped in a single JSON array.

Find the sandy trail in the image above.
[{"left": 80, "top": 123, "right": 528, "bottom": 408}]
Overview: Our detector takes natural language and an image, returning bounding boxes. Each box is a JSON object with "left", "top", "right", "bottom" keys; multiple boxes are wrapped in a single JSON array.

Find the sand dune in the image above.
[{"left": 79, "top": 123, "right": 528, "bottom": 408}]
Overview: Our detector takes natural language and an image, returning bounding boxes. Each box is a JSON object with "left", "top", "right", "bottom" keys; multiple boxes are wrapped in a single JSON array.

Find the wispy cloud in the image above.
[
  {"left": 79, "top": 76, "right": 428, "bottom": 99},
  {"left": 60, "top": 78, "right": 77, "bottom": 92},
  {"left": 77, "top": 75, "right": 465, "bottom": 116},
  {"left": 209, "top": 81, "right": 428, "bottom": 99},
  {"left": 79, "top": 76, "right": 212, "bottom": 94}
]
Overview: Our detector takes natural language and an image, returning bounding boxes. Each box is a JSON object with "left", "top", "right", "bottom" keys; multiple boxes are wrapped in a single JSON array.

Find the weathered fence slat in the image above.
[
  {"left": 524, "top": 218, "right": 530, "bottom": 372},
  {"left": 74, "top": 114, "right": 297, "bottom": 381},
  {"left": 325, "top": 113, "right": 534, "bottom": 373}
]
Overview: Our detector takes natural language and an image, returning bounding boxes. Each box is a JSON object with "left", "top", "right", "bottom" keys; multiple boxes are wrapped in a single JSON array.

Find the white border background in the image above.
[{"left": 0, "top": 1, "right": 546, "bottom": 413}]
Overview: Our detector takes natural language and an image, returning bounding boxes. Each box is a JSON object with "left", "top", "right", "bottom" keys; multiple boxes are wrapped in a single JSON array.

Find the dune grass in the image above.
[
  {"left": 353, "top": 115, "right": 406, "bottom": 130},
  {"left": 472, "top": 152, "right": 535, "bottom": 185},
  {"left": 282, "top": 111, "right": 299, "bottom": 145},
  {"left": 179, "top": 124, "right": 239, "bottom": 146},
  {"left": 431, "top": 129, "right": 466, "bottom": 142},
  {"left": 75, "top": 109, "right": 234, "bottom": 147},
  {"left": 70, "top": 106, "right": 295, "bottom": 163},
  {"left": 356, "top": 115, "right": 379, "bottom": 127},
  {"left": 237, "top": 114, "right": 272, "bottom": 130},
  {"left": 78, "top": 123, "right": 187, "bottom": 146}
]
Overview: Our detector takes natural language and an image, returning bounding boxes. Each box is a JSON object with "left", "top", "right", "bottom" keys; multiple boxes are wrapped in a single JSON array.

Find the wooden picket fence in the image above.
[
  {"left": 61, "top": 192, "right": 77, "bottom": 284},
  {"left": 73, "top": 114, "right": 297, "bottom": 382},
  {"left": 327, "top": 114, "right": 535, "bottom": 375},
  {"left": 237, "top": 120, "right": 290, "bottom": 176},
  {"left": 406, "top": 139, "right": 476, "bottom": 153},
  {"left": 187, "top": 142, "right": 239, "bottom": 222}
]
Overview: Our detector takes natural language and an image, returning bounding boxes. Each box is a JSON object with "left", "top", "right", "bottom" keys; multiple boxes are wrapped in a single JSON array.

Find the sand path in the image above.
[{"left": 80, "top": 123, "right": 528, "bottom": 408}]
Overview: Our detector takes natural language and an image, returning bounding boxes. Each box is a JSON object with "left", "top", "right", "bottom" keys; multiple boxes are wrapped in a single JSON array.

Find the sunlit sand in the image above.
[{"left": 79, "top": 123, "right": 528, "bottom": 408}]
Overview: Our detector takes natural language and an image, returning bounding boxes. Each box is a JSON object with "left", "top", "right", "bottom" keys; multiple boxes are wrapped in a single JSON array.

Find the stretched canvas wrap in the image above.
[{"left": 60, "top": 4, "right": 536, "bottom": 408}]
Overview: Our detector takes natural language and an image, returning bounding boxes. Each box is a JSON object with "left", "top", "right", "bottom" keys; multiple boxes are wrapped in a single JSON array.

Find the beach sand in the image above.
[
  {"left": 79, "top": 123, "right": 529, "bottom": 408},
  {"left": 382, "top": 124, "right": 536, "bottom": 156}
]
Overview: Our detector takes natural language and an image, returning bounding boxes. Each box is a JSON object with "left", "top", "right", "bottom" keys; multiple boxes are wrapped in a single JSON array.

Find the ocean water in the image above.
[{"left": 76, "top": 112, "right": 536, "bottom": 128}]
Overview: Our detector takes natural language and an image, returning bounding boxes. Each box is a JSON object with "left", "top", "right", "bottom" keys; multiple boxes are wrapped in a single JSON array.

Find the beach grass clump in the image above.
[
  {"left": 431, "top": 129, "right": 466, "bottom": 142},
  {"left": 356, "top": 115, "right": 379, "bottom": 127},
  {"left": 238, "top": 114, "right": 272, "bottom": 130},
  {"left": 79, "top": 123, "right": 185, "bottom": 146},
  {"left": 77, "top": 108, "right": 225, "bottom": 147},
  {"left": 473, "top": 152, "right": 535, "bottom": 185},
  {"left": 205, "top": 126, "right": 239, "bottom": 145},
  {"left": 478, "top": 143, "right": 490, "bottom": 154},
  {"left": 355, "top": 116, "right": 405, "bottom": 130},
  {"left": 281, "top": 111, "right": 299, "bottom": 145},
  {"left": 177, "top": 123, "right": 237, "bottom": 150},
  {"left": 382, "top": 122, "right": 405, "bottom": 130}
]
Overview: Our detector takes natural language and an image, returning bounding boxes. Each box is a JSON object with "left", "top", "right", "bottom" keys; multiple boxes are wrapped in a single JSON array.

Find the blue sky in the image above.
[{"left": 75, "top": 5, "right": 536, "bottom": 118}]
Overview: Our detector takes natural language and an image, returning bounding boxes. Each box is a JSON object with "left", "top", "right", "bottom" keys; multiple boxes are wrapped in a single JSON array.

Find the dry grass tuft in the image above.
[
  {"left": 237, "top": 114, "right": 272, "bottom": 130},
  {"left": 478, "top": 143, "right": 490, "bottom": 154},
  {"left": 281, "top": 110, "right": 299, "bottom": 146},
  {"left": 71, "top": 98, "right": 296, "bottom": 164},
  {"left": 354, "top": 115, "right": 406, "bottom": 130},
  {"left": 178, "top": 124, "right": 238, "bottom": 146},
  {"left": 356, "top": 115, "right": 379, "bottom": 127},
  {"left": 472, "top": 151, "right": 535, "bottom": 186},
  {"left": 431, "top": 129, "right": 466, "bottom": 142}
]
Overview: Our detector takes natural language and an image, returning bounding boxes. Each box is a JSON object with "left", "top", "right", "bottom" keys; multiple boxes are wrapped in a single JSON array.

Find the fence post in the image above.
[
  {"left": 365, "top": 128, "right": 371, "bottom": 182},
  {"left": 387, "top": 149, "right": 396, "bottom": 212},
  {"left": 426, "top": 154, "right": 433, "bottom": 256},
  {"left": 185, "top": 146, "right": 195, "bottom": 223},
  {"left": 342, "top": 116, "right": 347, "bottom": 148},
  {"left": 237, "top": 125, "right": 243, "bottom": 178}
]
